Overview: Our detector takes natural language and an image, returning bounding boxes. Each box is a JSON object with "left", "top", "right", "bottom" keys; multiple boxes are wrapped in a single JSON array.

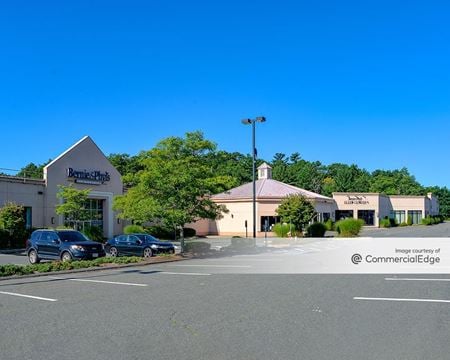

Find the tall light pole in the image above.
[{"left": 241, "top": 116, "right": 266, "bottom": 239}]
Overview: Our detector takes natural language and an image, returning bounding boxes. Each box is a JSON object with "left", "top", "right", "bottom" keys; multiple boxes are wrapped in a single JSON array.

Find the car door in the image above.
[
  {"left": 115, "top": 235, "right": 130, "bottom": 255},
  {"left": 46, "top": 232, "right": 61, "bottom": 258},
  {"left": 35, "top": 231, "right": 53, "bottom": 257},
  {"left": 127, "top": 235, "right": 143, "bottom": 256}
]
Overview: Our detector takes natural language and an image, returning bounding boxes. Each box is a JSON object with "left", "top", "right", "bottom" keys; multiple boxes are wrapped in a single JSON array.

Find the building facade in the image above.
[
  {"left": 333, "top": 192, "right": 439, "bottom": 227},
  {"left": 191, "top": 163, "right": 440, "bottom": 236},
  {"left": 0, "top": 136, "right": 123, "bottom": 238}
]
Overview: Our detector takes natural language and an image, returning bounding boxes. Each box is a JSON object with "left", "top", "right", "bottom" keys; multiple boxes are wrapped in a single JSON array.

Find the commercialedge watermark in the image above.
[
  {"left": 352, "top": 253, "right": 441, "bottom": 266},
  {"left": 352, "top": 246, "right": 442, "bottom": 266}
]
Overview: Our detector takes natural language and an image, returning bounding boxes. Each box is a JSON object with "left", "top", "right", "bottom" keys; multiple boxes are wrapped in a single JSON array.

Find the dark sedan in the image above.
[
  {"left": 105, "top": 233, "right": 175, "bottom": 258},
  {"left": 26, "top": 229, "right": 106, "bottom": 264}
]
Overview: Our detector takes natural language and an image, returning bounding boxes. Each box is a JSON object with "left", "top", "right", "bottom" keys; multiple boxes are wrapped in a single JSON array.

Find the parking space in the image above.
[{"left": 2, "top": 248, "right": 450, "bottom": 360}]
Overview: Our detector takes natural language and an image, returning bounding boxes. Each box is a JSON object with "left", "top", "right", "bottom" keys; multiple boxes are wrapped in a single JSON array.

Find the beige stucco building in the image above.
[
  {"left": 1, "top": 141, "right": 441, "bottom": 238},
  {"left": 0, "top": 136, "right": 123, "bottom": 238},
  {"left": 333, "top": 192, "right": 439, "bottom": 227},
  {"left": 192, "top": 163, "right": 337, "bottom": 237},
  {"left": 192, "top": 163, "right": 440, "bottom": 236}
]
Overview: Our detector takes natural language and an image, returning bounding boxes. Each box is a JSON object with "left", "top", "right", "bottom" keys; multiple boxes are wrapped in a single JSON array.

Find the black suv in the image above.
[{"left": 26, "top": 229, "right": 106, "bottom": 264}]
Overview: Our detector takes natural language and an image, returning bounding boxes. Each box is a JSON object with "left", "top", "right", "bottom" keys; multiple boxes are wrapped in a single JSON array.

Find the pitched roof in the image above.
[{"left": 212, "top": 179, "right": 332, "bottom": 201}]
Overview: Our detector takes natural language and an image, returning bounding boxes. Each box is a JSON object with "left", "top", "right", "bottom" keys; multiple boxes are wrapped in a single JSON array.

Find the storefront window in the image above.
[
  {"left": 335, "top": 210, "right": 354, "bottom": 221},
  {"left": 358, "top": 210, "right": 375, "bottom": 226},
  {"left": 390, "top": 210, "right": 406, "bottom": 224},
  {"left": 64, "top": 199, "right": 104, "bottom": 230},
  {"left": 260, "top": 216, "right": 280, "bottom": 232},
  {"left": 408, "top": 210, "right": 422, "bottom": 225},
  {"left": 23, "top": 207, "right": 32, "bottom": 229}
]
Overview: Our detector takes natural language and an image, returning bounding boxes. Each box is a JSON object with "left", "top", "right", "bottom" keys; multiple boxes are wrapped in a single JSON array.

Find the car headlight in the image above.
[
  {"left": 71, "top": 245, "right": 85, "bottom": 251},
  {"left": 150, "top": 244, "right": 159, "bottom": 249}
]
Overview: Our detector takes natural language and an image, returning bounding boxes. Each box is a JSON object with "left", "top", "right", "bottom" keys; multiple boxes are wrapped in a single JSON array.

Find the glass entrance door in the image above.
[{"left": 358, "top": 210, "right": 375, "bottom": 226}]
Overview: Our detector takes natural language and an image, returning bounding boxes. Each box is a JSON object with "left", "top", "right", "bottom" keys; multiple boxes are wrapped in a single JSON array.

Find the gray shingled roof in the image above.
[{"left": 212, "top": 179, "right": 332, "bottom": 201}]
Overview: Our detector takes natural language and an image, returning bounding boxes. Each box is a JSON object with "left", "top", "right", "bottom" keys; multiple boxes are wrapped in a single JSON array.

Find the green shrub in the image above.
[
  {"left": 0, "top": 256, "right": 146, "bottom": 277},
  {"left": 399, "top": 222, "right": 408, "bottom": 227},
  {"left": 422, "top": 216, "right": 432, "bottom": 226},
  {"left": 335, "top": 218, "right": 365, "bottom": 237},
  {"left": 184, "top": 241, "right": 211, "bottom": 253},
  {"left": 82, "top": 225, "right": 104, "bottom": 242},
  {"left": 379, "top": 218, "right": 391, "bottom": 228},
  {"left": 407, "top": 215, "right": 413, "bottom": 226},
  {"left": 324, "top": 219, "right": 334, "bottom": 231},
  {"left": 124, "top": 224, "right": 145, "bottom": 234},
  {"left": 272, "top": 223, "right": 293, "bottom": 238},
  {"left": 306, "top": 223, "right": 327, "bottom": 237}
]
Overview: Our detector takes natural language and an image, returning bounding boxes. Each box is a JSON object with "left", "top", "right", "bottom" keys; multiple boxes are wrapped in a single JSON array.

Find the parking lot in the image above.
[{"left": 2, "top": 245, "right": 450, "bottom": 360}]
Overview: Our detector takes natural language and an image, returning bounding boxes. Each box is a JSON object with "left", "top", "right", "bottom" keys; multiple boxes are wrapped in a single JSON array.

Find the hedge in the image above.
[
  {"left": 184, "top": 241, "right": 211, "bottom": 253},
  {"left": 306, "top": 223, "right": 327, "bottom": 237},
  {"left": 0, "top": 256, "right": 145, "bottom": 277},
  {"left": 272, "top": 223, "right": 292, "bottom": 238},
  {"left": 335, "top": 218, "right": 365, "bottom": 237}
]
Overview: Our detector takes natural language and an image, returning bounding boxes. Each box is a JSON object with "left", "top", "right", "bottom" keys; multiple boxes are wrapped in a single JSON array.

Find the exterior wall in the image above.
[
  {"left": 186, "top": 218, "right": 210, "bottom": 236},
  {"left": 378, "top": 195, "right": 392, "bottom": 222},
  {"left": 212, "top": 201, "right": 253, "bottom": 236},
  {"left": 332, "top": 193, "right": 383, "bottom": 226},
  {"left": 44, "top": 137, "right": 123, "bottom": 238},
  {"left": 314, "top": 200, "right": 338, "bottom": 221},
  {"left": 0, "top": 177, "right": 46, "bottom": 228},
  {"left": 389, "top": 196, "right": 426, "bottom": 216},
  {"left": 0, "top": 137, "right": 124, "bottom": 238},
  {"left": 427, "top": 193, "right": 440, "bottom": 216},
  {"left": 191, "top": 198, "right": 337, "bottom": 237},
  {"left": 333, "top": 193, "right": 441, "bottom": 226}
]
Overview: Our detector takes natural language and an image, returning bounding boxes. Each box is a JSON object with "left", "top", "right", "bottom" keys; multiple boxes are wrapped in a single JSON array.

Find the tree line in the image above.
[{"left": 13, "top": 132, "right": 450, "bottom": 218}]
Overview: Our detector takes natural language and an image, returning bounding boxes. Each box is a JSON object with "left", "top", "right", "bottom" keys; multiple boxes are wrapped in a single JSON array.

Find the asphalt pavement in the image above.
[{"left": 2, "top": 246, "right": 450, "bottom": 360}]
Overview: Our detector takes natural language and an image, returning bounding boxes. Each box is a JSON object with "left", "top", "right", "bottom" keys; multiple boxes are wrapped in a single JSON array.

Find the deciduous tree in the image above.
[
  {"left": 114, "top": 131, "right": 234, "bottom": 251},
  {"left": 276, "top": 194, "right": 316, "bottom": 233}
]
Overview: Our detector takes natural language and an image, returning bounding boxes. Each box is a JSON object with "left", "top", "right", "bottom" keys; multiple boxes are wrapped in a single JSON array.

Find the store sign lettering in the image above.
[
  {"left": 344, "top": 195, "right": 369, "bottom": 205},
  {"left": 67, "top": 168, "right": 110, "bottom": 185}
]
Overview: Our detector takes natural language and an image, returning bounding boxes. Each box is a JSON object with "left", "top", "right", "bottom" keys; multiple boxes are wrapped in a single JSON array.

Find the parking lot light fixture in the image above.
[{"left": 241, "top": 116, "right": 266, "bottom": 239}]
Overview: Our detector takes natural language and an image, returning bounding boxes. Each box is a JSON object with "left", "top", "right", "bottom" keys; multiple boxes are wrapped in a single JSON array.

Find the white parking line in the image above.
[
  {"left": 0, "top": 291, "right": 58, "bottom": 302},
  {"left": 354, "top": 297, "right": 450, "bottom": 304},
  {"left": 385, "top": 278, "right": 450, "bottom": 282},
  {"left": 48, "top": 276, "right": 148, "bottom": 287},
  {"left": 159, "top": 272, "right": 211, "bottom": 276},
  {"left": 170, "top": 264, "right": 251, "bottom": 268}
]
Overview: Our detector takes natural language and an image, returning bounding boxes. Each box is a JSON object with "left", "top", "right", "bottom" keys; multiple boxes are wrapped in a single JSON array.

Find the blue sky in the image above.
[{"left": 0, "top": 1, "right": 449, "bottom": 187}]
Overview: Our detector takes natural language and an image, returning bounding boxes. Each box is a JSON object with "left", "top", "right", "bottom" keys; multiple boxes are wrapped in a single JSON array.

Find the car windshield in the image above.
[
  {"left": 57, "top": 231, "right": 89, "bottom": 242},
  {"left": 136, "top": 234, "right": 158, "bottom": 242}
]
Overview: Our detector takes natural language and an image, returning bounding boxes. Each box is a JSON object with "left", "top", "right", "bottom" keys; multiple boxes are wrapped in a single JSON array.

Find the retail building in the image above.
[
  {"left": 0, "top": 136, "right": 123, "bottom": 238},
  {"left": 192, "top": 163, "right": 440, "bottom": 236}
]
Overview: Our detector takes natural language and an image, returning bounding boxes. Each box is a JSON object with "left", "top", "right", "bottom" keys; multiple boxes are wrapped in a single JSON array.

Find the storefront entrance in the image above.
[{"left": 358, "top": 210, "right": 375, "bottom": 226}]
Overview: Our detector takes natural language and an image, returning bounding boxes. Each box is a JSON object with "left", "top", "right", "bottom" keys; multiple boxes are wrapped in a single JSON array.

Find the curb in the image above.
[
  {"left": 0, "top": 256, "right": 191, "bottom": 282},
  {"left": 0, "top": 248, "right": 25, "bottom": 254}
]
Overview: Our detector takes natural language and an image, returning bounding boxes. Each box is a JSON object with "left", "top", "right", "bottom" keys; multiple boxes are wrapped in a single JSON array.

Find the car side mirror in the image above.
[{"left": 136, "top": 240, "right": 142, "bottom": 245}]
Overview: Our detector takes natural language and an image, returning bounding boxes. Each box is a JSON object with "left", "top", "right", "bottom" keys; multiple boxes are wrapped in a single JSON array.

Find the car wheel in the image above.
[
  {"left": 28, "top": 249, "right": 40, "bottom": 264},
  {"left": 109, "top": 246, "right": 118, "bottom": 257},
  {"left": 143, "top": 247, "right": 153, "bottom": 258},
  {"left": 61, "top": 251, "right": 72, "bottom": 262}
]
